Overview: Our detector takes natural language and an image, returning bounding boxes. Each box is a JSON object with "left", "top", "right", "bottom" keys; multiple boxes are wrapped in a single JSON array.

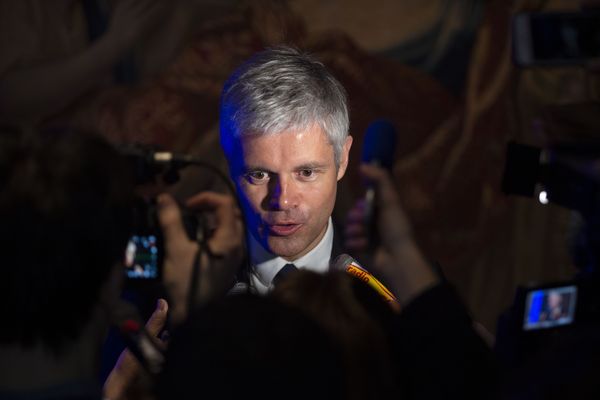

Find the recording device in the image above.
[
  {"left": 125, "top": 234, "right": 161, "bottom": 279},
  {"left": 522, "top": 283, "right": 578, "bottom": 331},
  {"left": 120, "top": 145, "right": 211, "bottom": 283},
  {"left": 502, "top": 141, "right": 600, "bottom": 217},
  {"left": 332, "top": 254, "right": 398, "bottom": 306},
  {"left": 120, "top": 144, "right": 204, "bottom": 185},
  {"left": 502, "top": 142, "right": 600, "bottom": 324},
  {"left": 361, "top": 119, "right": 397, "bottom": 246},
  {"left": 124, "top": 198, "right": 164, "bottom": 282},
  {"left": 124, "top": 196, "right": 211, "bottom": 284},
  {"left": 498, "top": 141, "right": 600, "bottom": 366},
  {"left": 512, "top": 11, "right": 600, "bottom": 67}
]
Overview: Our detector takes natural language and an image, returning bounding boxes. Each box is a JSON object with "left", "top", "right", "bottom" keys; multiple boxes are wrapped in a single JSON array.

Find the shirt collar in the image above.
[{"left": 248, "top": 218, "right": 334, "bottom": 294}]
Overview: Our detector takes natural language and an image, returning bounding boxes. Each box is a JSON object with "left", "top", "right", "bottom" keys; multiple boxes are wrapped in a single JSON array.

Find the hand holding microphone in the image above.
[
  {"left": 360, "top": 120, "right": 397, "bottom": 249},
  {"left": 345, "top": 126, "right": 439, "bottom": 305}
]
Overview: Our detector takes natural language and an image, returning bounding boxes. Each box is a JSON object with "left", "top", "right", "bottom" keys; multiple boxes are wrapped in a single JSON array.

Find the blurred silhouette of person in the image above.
[
  {"left": 0, "top": 126, "right": 245, "bottom": 399},
  {"left": 271, "top": 269, "right": 397, "bottom": 400},
  {"left": 156, "top": 294, "right": 346, "bottom": 400},
  {"left": 0, "top": 128, "right": 136, "bottom": 399},
  {"left": 344, "top": 163, "right": 498, "bottom": 399},
  {"left": 0, "top": 0, "right": 210, "bottom": 128}
]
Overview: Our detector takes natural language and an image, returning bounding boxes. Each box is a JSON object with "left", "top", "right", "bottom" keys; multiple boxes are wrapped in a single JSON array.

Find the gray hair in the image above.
[{"left": 220, "top": 46, "right": 349, "bottom": 166}]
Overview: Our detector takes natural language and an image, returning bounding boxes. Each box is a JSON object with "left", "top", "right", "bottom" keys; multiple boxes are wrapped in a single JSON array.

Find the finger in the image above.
[
  {"left": 145, "top": 298, "right": 168, "bottom": 337},
  {"left": 157, "top": 193, "right": 190, "bottom": 248},
  {"left": 359, "top": 164, "right": 400, "bottom": 206}
]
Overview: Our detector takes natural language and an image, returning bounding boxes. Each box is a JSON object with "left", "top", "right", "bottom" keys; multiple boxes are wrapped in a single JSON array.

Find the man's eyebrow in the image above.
[
  {"left": 295, "top": 162, "right": 329, "bottom": 170},
  {"left": 242, "top": 164, "right": 275, "bottom": 174}
]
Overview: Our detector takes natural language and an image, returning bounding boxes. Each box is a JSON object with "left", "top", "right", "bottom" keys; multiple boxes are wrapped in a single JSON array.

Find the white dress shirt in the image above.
[{"left": 248, "top": 218, "right": 334, "bottom": 294}]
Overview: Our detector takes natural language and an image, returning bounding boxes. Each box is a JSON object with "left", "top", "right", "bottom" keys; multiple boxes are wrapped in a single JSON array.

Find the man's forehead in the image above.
[{"left": 228, "top": 127, "right": 335, "bottom": 169}]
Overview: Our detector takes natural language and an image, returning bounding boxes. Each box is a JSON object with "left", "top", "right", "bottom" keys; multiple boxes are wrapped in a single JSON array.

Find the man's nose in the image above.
[{"left": 268, "top": 176, "right": 298, "bottom": 210}]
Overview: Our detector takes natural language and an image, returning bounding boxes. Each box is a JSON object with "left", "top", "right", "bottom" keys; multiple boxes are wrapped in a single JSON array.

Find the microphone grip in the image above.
[
  {"left": 118, "top": 319, "right": 165, "bottom": 375},
  {"left": 343, "top": 259, "right": 397, "bottom": 305},
  {"left": 332, "top": 254, "right": 399, "bottom": 307}
]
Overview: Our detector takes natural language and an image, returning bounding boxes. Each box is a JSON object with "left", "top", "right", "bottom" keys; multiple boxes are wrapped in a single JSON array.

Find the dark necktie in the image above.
[{"left": 272, "top": 263, "right": 298, "bottom": 287}]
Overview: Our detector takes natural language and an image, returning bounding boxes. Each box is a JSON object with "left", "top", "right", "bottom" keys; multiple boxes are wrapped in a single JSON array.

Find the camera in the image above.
[
  {"left": 498, "top": 141, "right": 600, "bottom": 367},
  {"left": 502, "top": 141, "right": 600, "bottom": 217},
  {"left": 120, "top": 144, "right": 211, "bottom": 284},
  {"left": 512, "top": 11, "right": 600, "bottom": 67},
  {"left": 124, "top": 197, "right": 206, "bottom": 283}
]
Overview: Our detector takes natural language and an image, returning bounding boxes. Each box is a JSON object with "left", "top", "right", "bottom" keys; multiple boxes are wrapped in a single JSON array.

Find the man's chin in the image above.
[{"left": 264, "top": 235, "right": 308, "bottom": 260}]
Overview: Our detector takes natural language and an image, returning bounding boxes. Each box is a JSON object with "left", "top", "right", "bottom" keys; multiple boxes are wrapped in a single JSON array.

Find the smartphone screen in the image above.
[
  {"left": 513, "top": 12, "right": 600, "bottom": 66},
  {"left": 124, "top": 234, "right": 161, "bottom": 279},
  {"left": 523, "top": 285, "right": 577, "bottom": 330}
]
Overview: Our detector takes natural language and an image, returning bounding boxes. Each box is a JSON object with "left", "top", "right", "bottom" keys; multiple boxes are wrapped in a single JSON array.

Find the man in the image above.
[{"left": 219, "top": 46, "right": 353, "bottom": 293}]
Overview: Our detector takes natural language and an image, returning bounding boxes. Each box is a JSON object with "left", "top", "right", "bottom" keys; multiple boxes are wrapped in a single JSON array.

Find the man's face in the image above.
[
  {"left": 228, "top": 125, "right": 352, "bottom": 261},
  {"left": 548, "top": 292, "right": 562, "bottom": 309}
]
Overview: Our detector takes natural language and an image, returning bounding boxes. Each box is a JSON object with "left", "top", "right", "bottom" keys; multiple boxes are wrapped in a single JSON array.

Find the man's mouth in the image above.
[{"left": 267, "top": 223, "right": 302, "bottom": 236}]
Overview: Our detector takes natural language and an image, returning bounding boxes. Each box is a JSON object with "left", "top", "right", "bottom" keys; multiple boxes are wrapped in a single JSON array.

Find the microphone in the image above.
[
  {"left": 106, "top": 300, "right": 165, "bottom": 375},
  {"left": 331, "top": 254, "right": 397, "bottom": 305},
  {"left": 118, "top": 144, "right": 202, "bottom": 184},
  {"left": 361, "top": 119, "right": 397, "bottom": 247},
  {"left": 118, "top": 144, "right": 232, "bottom": 189},
  {"left": 119, "top": 144, "right": 197, "bottom": 166}
]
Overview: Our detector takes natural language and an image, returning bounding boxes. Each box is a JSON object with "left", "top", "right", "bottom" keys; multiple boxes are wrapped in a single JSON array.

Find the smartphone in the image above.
[
  {"left": 522, "top": 284, "right": 578, "bottom": 331},
  {"left": 512, "top": 12, "right": 600, "bottom": 66}
]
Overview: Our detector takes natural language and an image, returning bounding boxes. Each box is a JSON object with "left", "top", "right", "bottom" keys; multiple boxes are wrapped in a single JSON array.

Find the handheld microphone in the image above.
[
  {"left": 119, "top": 144, "right": 198, "bottom": 166},
  {"left": 361, "top": 119, "right": 397, "bottom": 247},
  {"left": 107, "top": 300, "right": 165, "bottom": 375},
  {"left": 332, "top": 254, "right": 397, "bottom": 305}
]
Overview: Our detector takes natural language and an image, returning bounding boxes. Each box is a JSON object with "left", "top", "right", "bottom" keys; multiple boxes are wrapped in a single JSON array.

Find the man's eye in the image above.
[
  {"left": 298, "top": 169, "right": 316, "bottom": 179},
  {"left": 246, "top": 171, "right": 269, "bottom": 183}
]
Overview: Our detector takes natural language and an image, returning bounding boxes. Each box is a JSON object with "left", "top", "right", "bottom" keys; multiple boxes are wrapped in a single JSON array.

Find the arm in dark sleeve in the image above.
[{"left": 390, "top": 282, "right": 498, "bottom": 400}]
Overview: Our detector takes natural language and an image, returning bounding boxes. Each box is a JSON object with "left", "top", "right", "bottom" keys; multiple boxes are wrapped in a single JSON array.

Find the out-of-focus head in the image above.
[
  {"left": 0, "top": 128, "right": 134, "bottom": 353},
  {"left": 157, "top": 294, "right": 346, "bottom": 400},
  {"left": 219, "top": 47, "right": 352, "bottom": 260},
  {"left": 271, "top": 270, "right": 396, "bottom": 400}
]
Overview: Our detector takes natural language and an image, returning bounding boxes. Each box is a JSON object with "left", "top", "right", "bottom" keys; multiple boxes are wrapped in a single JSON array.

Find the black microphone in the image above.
[
  {"left": 106, "top": 299, "right": 165, "bottom": 375},
  {"left": 119, "top": 144, "right": 197, "bottom": 166},
  {"left": 361, "top": 119, "right": 397, "bottom": 248}
]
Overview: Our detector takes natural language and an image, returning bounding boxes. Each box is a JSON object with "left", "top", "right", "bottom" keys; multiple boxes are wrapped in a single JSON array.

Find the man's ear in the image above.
[{"left": 337, "top": 135, "right": 353, "bottom": 181}]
